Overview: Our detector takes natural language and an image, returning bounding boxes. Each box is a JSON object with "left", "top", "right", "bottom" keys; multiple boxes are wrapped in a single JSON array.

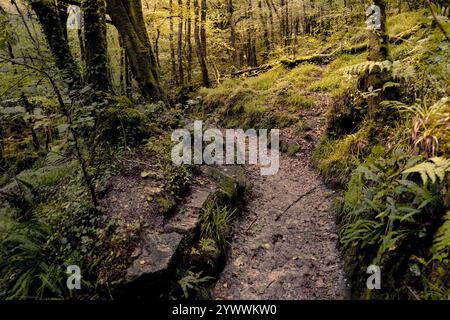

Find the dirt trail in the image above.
[{"left": 212, "top": 93, "right": 349, "bottom": 300}]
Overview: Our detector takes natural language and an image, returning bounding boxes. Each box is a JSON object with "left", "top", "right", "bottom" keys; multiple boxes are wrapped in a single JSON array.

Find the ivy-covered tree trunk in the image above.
[
  {"left": 30, "top": 0, "right": 81, "bottom": 89},
  {"left": 83, "top": 0, "right": 111, "bottom": 92},
  {"left": 106, "top": 0, "right": 164, "bottom": 101}
]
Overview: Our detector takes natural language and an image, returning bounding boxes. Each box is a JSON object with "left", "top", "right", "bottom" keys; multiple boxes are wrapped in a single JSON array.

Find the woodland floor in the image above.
[
  {"left": 212, "top": 84, "right": 349, "bottom": 299},
  {"left": 98, "top": 67, "right": 350, "bottom": 298}
]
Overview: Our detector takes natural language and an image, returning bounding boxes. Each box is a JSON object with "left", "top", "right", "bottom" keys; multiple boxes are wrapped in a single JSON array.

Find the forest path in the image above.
[{"left": 211, "top": 85, "right": 349, "bottom": 299}]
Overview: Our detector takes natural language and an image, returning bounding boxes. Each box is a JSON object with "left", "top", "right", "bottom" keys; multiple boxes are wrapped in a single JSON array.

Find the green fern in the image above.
[
  {"left": 403, "top": 157, "right": 450, "bottom": 185},
  {"left": 345, "top": 60, "right": 393, "bottom": 76},
  {"left": 432, "top": 211, "right": 450, "bottom": 255},
  {"left": 178, "top": 270, "right": 213, "bottom": 299},
  {"left": 431, "top": 3, "right": 450, "bottom": 19}
]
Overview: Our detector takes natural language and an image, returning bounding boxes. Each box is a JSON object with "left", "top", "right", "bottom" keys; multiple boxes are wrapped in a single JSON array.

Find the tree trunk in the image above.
[
  {"left": 228, "top": 0, "right": 238, "bottom": 68},
  {"left": 364, "top": 0, "right": 394, "bottom": 120},
  {"left": 246, "top": 0, "right": 257, "bottom": 67},
  {"left": 178, "top": 0, "right": 184, "bottom": 84},
  {"left": 264, "top": 0, "right": 275, "bottom": 45},
  {"left": 30, "top": 0, "right": 81, "bottom": 89},
  {"left": 200, "top": 0, "right": 207, "bottom": 57},
  {"left": 106, "top": 0, "right": 164, "bottom": 101},
  {"left": 83, "top": 0, "right": 111, "bottom": 91},
  {"left": 186, "top": 0, "right": 193, "bottom": 82},
  {"left": 258, "top": 0, "right": 269, "bottom": 61},
  {"left": 125, "top": 52, "right": 132, "bottom": 99},
  {"left": 194, "top": 0, "right": 210, "bottom": 87},
  {"left": 169, "top": 0, "right": 177, "bottom": 84}
]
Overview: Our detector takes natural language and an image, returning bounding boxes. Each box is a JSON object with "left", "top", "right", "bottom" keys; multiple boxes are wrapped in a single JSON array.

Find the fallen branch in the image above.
[
  {"left": 233, "top": 64, "right": 272, "bottom": 76},
  {"left": 275, "top": 185, "right": 319, "bottom": 221},
  {"left": 280, "top": 53, "right": 336, "bottom": 68},
  {"left": 389, "top": 22, "right": 428, "bottom": 44},
  {"left": 280, "top": 23, "right": 427, "bottom": 68}
]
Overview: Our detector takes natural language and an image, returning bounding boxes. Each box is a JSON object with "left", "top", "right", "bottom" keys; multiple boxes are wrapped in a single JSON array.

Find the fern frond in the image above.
[
  {"left": 432, "top": 211, "right": 450, "bottom": 255},
  {"left": 403, "top": 157, "right": 450, "bottom": 185}
]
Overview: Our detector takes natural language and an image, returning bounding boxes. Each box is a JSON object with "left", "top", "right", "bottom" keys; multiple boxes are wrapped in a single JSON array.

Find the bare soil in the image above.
[{"left": 212, "top": 91, "right": 349, "bottom": 300}]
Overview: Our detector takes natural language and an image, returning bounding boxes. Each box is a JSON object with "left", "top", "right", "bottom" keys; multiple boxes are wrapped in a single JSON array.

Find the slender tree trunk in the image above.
[
  {"left": 280, "top": 0, "right": 285, "bottom": 44},
  {"left": 30, "top": 0, "right": 81, "bottom": 89},
  {"left": 186, "top": 0, "right": 193, "bottom": 82},
  {"left": 258, "top": 0, "right": 269, "bottom": 61},
  {"left": 228, "top": 0, "right": 238, "bottom": 68},
  {"left": 155, "top": 28, "right": 161, "bottom": 69},
  {"left": 264, "top": 0, "right": 275, "bottom": 46},
  {"left": 178, "top": 0, "right": 184, "bottom": 84},
  {"left": 284, "top": 0, "right": 289, "bottom": 47},
  {"left": 246, "top": 0, "right": 257, "bottom": 67},
  {"left": 106, "top": 0, "right": 164, "bottom": 101},
  {"left": 83, "top": 0, "right": 111, "bottom": 91},
  {"left": 169, "top": 0, "right": 177, "bottom": 84},
  {"left": 78, "top": 28, "right": 85, "bottom": 65},
  {"left": 125, "top": 53, "right": 132, "bottom": 99},
  {"left": 200, "top": 0, "right": 207, "bottom": 57},
  {"left": 194, "top": 0, "right": 210, "bottom": 86}
]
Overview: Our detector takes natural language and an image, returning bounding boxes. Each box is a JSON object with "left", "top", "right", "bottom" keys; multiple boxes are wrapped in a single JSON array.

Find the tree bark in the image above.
[
  {"left": 186, "top": 0, "right": 193, "bottom": 82},
  {"left": 30, "top": 0, "right": 81, "bottom": 89},
  {"left": 246, "top": 0, "right": 257, "bottom": 67},
  {"left": 178, "top": 0, "right": 184, "bottom": 84},
  {"left": 200, "top": 0, "right": 207, "bottom": 58},
  {"left": 194, "top": 0, "right": 210, "bottom": 87},
  {"left": 365, "top": 0, "right": 391, "bottom": 119},
  {"left": 83, "top": 0, "right": 111, "bottom": 91},
  {"left": 169, "top": 0, "right": 177, "bottom": 84},
  {"left": 106, "top": 0, "right": 164, "bottom": 101},
  {"left": 228, "top": 0, "right": 238, "bottom": 68},
  {"left": 258, "top": 0, "right": 269, "bottom": 61}
]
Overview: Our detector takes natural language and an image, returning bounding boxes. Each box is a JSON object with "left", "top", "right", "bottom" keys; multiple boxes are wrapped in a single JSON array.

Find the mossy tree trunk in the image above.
[
  {"left": 364, "top": 0, "right": 394, "bottom": 120},
  {"left": 106, "top": 0, "right": 164, "bottom": 101},
  {"left": 194, "top": 0, "right": 210, "bottom": 87},
  {"left": 30, "top": 0, "right": 82, "bottom": 89},
  {"left": 82, "top": 0, "right": 111, "bottom": 92}
]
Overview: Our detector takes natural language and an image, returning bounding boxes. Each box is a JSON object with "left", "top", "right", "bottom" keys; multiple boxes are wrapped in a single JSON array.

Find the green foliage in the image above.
[
  {"left": 312, "top": 123, "right": 373, "bottom": 185},
  {"left": 382, "top": 98, "right": 450, "bottom": 157},
  {"left": 0, "top": 217, "right": 66, "bottom": 299},
  {"left": 403, "top": 157, "right": 450, "bottom": 185},
  {"left": 308, "top": 53, "right": 366, "bottom": 96},
  {"left": 199, "top": 202, "right": 235, "bottom": 249},
  {"left": 338, "top": 150, "right": 448, "bottom": 299},
  {"left": 200, "top": 64, "right": 321, "bottom": 130},
  {"left": 94, "top": 103, "right": 149, "bottom": 147},
  {"left": 432, "top": 211, "right": 450, "bottom": 255},
  {"left": 177, "top": 270, "right": 213, "bottom": 299}
]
